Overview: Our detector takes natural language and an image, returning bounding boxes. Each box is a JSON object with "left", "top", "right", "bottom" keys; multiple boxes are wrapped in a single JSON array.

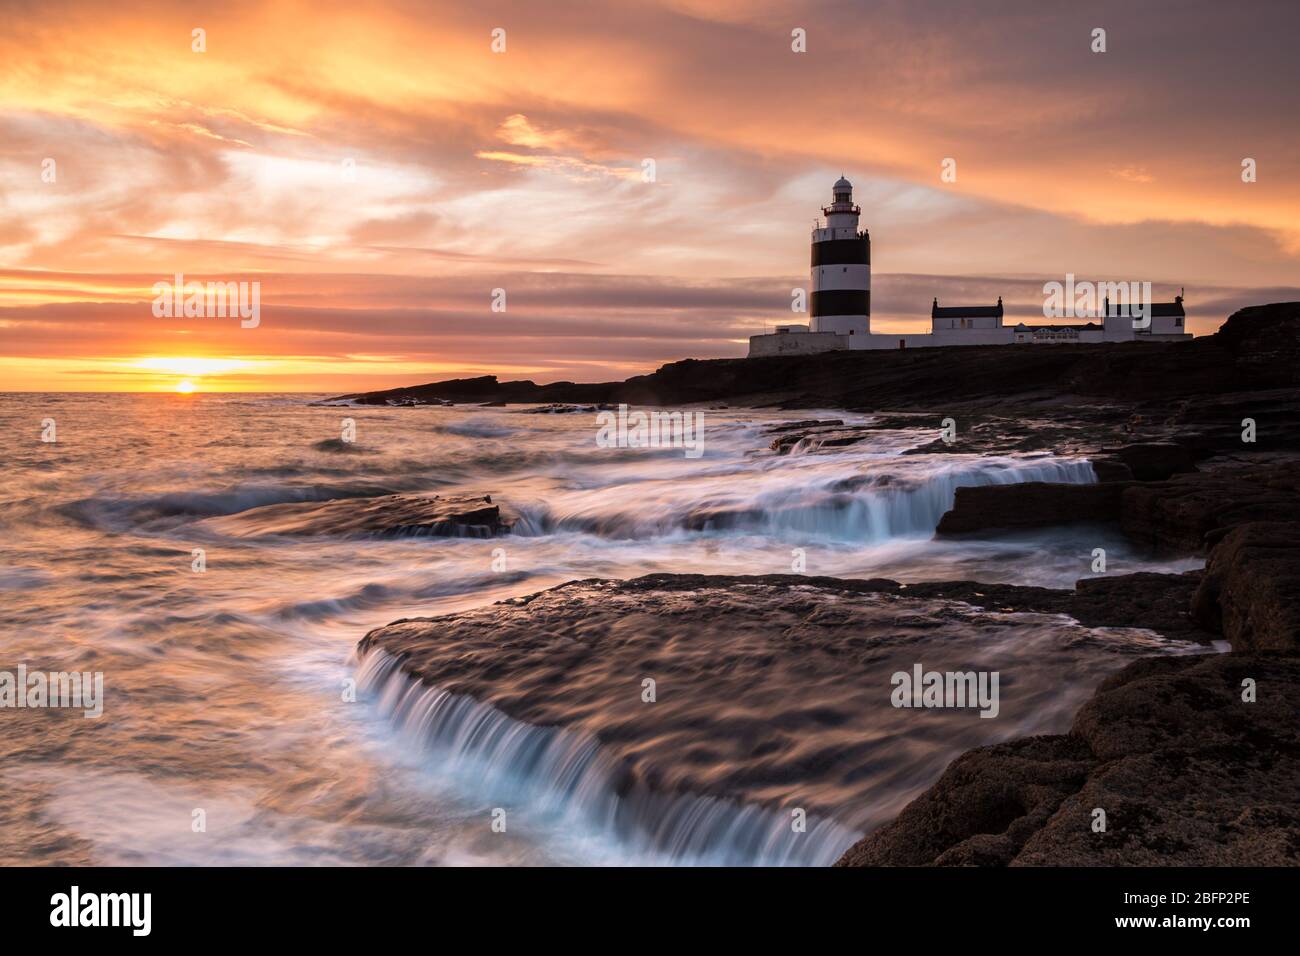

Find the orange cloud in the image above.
[{"left": 0, "top": 0, "right": 1297, "bottom": 391}]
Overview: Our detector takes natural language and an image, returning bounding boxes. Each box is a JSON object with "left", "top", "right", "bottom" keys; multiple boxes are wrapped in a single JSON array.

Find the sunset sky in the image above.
[{"left": 2, "top": 0, "right": 1299, "bottom": 392}]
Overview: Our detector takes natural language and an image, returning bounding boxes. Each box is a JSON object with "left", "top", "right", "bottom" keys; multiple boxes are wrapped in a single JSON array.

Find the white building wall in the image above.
[
  {"left": 746, "top": 320, "right": 1190, "bottom": 355},
  {"left": 930, "top": 314, "right": 1002, "bottom": 332},
  {"left": 1103, "top": 314, "right": 1135, "bottom": 340},
  {"left": 846, "top": 328, "right": 1014, "bottom": 350}
]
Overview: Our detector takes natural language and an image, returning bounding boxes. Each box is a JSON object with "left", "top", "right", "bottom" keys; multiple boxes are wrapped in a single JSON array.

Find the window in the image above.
[{"left": 1176, "top": 317, "right": 1183, "bottom": 326}]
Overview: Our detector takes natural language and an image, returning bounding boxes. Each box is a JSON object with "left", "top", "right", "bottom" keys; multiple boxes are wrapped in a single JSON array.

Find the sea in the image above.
[{"left": 0, "top": 392, "right": 1205, "bottom": 866}]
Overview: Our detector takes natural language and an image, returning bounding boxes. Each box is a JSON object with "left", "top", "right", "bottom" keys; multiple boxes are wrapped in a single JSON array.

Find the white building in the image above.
[{"left": 749, "top": 179, "right": 1193, "bottom": 356}]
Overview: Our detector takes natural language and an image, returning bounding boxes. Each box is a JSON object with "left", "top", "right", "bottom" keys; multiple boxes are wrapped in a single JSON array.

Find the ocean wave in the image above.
[
  {"left": 510, "top": 456, "right": 1096, "bottom": 543},
  {"left": 430, "top": 418, "right": 519, "bottom": 439},
  {"left": 58, "top": 482, "right": 426, "bottom": 532}
]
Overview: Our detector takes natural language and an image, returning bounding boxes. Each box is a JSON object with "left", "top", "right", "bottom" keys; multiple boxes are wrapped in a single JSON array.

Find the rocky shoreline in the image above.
[
  {"left": 342, "top": 302, "right": 1300, "bottom": 865},
  {"left": 835, "top": 651, "right": 1299, "bottom": 866},
  {"left": 356, "top": 572, "right": 1216, "bottom": 859}
]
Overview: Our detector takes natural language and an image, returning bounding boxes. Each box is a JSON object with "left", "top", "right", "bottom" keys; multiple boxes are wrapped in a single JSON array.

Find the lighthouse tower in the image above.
[{"left": 809, "top": 176, "right": 871, "bottom": 336}]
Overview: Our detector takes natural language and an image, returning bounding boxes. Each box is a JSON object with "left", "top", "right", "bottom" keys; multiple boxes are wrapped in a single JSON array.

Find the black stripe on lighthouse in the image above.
[
  {"left": 810, "top": 237, "right": 870, "bottom": 267},
  {"left": 810, "top": 290, "right": 870, "bottom": 317}
]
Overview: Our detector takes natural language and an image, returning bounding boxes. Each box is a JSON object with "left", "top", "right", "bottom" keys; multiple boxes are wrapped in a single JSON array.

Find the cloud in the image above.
[
  {"left": 2, "top": 266, "right": 1292, "bottom": 392},
  {"left": 0, "top": 0, "right": 1297, "bottom": 390}
]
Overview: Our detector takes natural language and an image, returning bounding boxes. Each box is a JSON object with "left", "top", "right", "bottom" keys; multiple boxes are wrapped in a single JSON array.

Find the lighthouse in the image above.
[
  {"left": 809, "top": 176, "right": 871, "bottom": 335},
  {"left": 749, "top": 177, "right": 1191, "bottom": 356}
]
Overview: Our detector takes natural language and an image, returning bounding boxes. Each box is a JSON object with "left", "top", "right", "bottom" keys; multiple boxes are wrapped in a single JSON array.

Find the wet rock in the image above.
[
  {"left": 763, "top": 419, "right": 844, "bottom": 433},
  {"left": 1119, "top": 463, "right": 1300, "bottom": 552},
  {"left": 1070, "top": 572, "right": 1213, "bottom": 640},
  {"left": 522, "top": 403, "right": 605, "bottom": 414},
  {"left": 1192, "top": 522, "right": 1300, "bottom": 651},
  {"left": 1168, "top": 388, "right": 1300, "bottom": 457},
  {"left": 898, "top": 572, "right": 1214, "bottom": 642},
  {"left": 836, "top": 652, "right": 1300, "bottom": 866},
  {"left": 356, "top": 572, "right": 1211, "bottom": 847},
  {"left": 1106, "top": 442, "right": 1197, "bottom": 481},
  {"left": 388, "top": 396, "right": 451, "bottom": 406},
  {"left": 312, "top": 438, "right": 369, "bottom": 453},
  {"left": 1088, "top": 457, "right": 1134, "bottom": 482},
  {"left": 770, "top": 426, "right": 872, "bottom": 454},
  {"left": 680, "top": 506, "right": 765, "bottom": 531},
  {"left": 835, "top": 735, "right": 1095, "bottom": 866},
  {"left": 204, "top": 493, "right": 512, "bottom": 538},
  {"left": 935, "top": 481, "right": 1128, "bottom": 535},
  {"left": 934, "top": 462, "right": 1300, "bottom": 557}
]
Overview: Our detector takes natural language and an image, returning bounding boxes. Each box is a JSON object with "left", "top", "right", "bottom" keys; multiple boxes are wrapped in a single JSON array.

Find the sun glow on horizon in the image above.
[
  {"left": 133, "top": 357, "right": 251, "bottom": 376},
  {"left": 175, "top": 379, "right": 195, "bottom": 393}
]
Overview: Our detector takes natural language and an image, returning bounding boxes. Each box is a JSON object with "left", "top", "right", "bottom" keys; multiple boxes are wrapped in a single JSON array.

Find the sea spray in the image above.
[{"left": 512, "top": 455, "right": 1096, "bottom": 543}]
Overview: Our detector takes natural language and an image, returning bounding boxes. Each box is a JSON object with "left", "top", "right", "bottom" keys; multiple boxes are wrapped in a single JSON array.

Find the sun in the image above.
[{"left": 175, "top": 379, "right": 196, "bottom": 394}]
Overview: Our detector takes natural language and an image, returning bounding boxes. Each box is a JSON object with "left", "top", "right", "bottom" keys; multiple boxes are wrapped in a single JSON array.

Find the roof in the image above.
[
  {"left": 1104, "top": 299, "right": 1186, "bottom": 318},
  {"left": 932, "top": 298, "right": 1004, "bottom": 319}
]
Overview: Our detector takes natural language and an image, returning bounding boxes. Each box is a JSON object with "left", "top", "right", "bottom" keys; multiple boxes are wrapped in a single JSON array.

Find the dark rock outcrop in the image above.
[
  {"left": 836, "top": 651, "right": 1300, "bottom": 866},
  {"left": 521, "top": 403, "right": 610, "bottom": 414},
  {"left": 203, "top": 493, "right": 512, "bottom": 538},
  {"left": 1119, "top": 463, "right": 1300, "bottom": 552},
  {"left": 935, "top": 480, "right": 1128, "bottom": 535},
  {"left": 1193, "top": 522, "right": 1300, "bottom": 651},
  {"left": 1106, "top": 442, "right": 1197, "bottom": 481},
  {"left": 1069, "top": 573, "right": 1215, "bottom": 640},
  {"left": 357, "top": 573, "right": 1217, "bottom": 844},
  {"left": 935, "top": 462, "right": 1300, "bottom": 554},
  {"left": 763, "top": 419, "right": 844, "bottom": 433},
  {"left": 354, "top": 571, "right": 1286, "bottom": 866},
  {"left": 935, "top": 463, "right": 1300, "bottom": 652},
  {"left": 770, "top": 427, "right": 871, "bottom": 454},
  {"left": 312, "top": 437, "right": 370, "bottom": 453},
  {"left": 1088, "top": 457, "right": 1134, "bottom": 482},
  {"left": 895, "top": 572, "right": 1213, "bottom": 641}
]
